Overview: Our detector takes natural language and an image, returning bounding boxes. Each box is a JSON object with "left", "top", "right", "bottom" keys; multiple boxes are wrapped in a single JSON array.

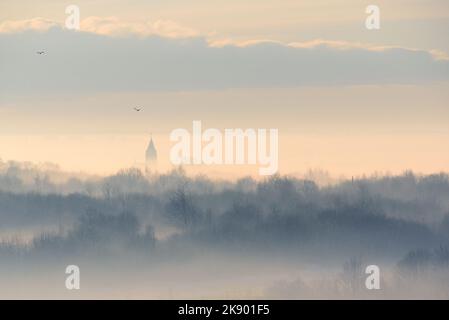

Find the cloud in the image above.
[
  {"left": 151, "top": 20, "right": 199, "bottom": 39},
  {"left": 210, "top": 38, "right": 449, "bottom": 61},
  {"left": 208, "top": 38, "right": 283, "bottom": 48},
  {"left": 80, "top": 17, "right": 199, "bottom": 38},
  {"left": 428, "top": 49, "right": 449, "bottom": 61},
  {"left": 1, "top": 17, "right": 447, "bottom": 61},
  {"left": 80, "top": 16, "right": 147, "bottom": 37},
  {"left": 0, "top": 17, "right": 58, "bottom": 33},
  {"left": 0, "top": 27, "right": 448, "bottom": 93},
  {"left": 0, "top": 17, "right": 199, "bottom": 39},
  {"left": 287, "top": 39, "right": 449, "bottom": 61}
]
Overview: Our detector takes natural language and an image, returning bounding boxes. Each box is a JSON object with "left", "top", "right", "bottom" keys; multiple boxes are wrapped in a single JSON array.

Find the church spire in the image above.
[{"left": 145, "top": 134, "right": 157, "bottom": 173}]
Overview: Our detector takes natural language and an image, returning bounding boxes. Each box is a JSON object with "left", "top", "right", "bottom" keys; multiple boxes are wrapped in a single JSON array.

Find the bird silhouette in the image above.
[
  {"left": 134, "top": 107, "right": 142, "bottom": 112},
  {"left": 36, "top": 51, "right": 45, "bottom": 55}
]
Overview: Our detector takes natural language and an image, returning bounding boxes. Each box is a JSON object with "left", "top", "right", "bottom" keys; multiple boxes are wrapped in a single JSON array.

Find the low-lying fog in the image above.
[{"left": 1, "top": 161, "right": 448, "bottom": 299}]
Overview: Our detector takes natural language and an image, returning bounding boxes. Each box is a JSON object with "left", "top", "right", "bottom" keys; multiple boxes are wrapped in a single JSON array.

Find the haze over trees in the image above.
[{"left": 0, "top": 160, "right": 448, "bottom": 298}]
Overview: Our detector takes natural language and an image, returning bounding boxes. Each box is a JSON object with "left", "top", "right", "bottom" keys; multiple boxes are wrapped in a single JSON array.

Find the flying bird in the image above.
[
  {"left": 134, "top": 107, "right": 142, "bottom": 112},
  {"left": 36, "top": 51, "right": 45, "bottom": 55}
]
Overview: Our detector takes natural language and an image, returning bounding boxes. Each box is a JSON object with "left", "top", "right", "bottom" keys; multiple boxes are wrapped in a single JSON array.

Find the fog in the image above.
[{"left": 0, "top": 160, "right": 448, "bottom": 299}]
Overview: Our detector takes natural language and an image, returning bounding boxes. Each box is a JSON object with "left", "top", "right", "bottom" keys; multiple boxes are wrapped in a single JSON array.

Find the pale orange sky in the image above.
[
  {"left": 1, "top": 131, "right": 448, "bottom": 178},
  {"left": 1, "top": 84, "right": 449, "bottom": 178},
  {"left": 1, "top": 1, "right": 448, "bottom": 178}
]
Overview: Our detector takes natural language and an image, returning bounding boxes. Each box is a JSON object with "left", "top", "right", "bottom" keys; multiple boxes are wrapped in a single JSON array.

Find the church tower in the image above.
[{"left": 145, "top": 135, "right": 157, "bottom": 173}]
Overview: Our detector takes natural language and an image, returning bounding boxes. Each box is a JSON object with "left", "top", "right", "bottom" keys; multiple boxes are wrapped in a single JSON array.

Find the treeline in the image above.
[{"left": 0, "top": 165, "right": 448, "bottom": 262}]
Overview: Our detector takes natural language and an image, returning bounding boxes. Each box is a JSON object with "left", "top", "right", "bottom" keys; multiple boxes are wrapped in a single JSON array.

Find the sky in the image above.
[{"left": 0, "top": 0, "right": 448, "bottom": 177}]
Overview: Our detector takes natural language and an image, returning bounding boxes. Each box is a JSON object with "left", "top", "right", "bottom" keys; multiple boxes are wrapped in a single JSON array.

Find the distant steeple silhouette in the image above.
[{"left": 145, "top": 134, "right": 157, "bottom": 173}]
